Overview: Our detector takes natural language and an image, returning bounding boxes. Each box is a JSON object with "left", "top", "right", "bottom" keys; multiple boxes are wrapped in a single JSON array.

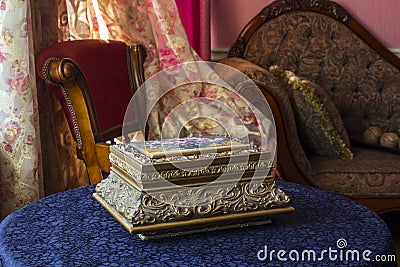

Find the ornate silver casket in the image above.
[{"left": 93, "top": 136, "right": 293, "bottom": 240}]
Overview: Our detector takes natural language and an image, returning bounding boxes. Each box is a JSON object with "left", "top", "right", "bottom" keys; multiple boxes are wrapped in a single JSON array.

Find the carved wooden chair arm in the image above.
[
  {"left": 36, "top": 40, "right": 147, "bottom": 184},
  {"left": 44, "top": 58, "right": 106, "bottom": 183}
]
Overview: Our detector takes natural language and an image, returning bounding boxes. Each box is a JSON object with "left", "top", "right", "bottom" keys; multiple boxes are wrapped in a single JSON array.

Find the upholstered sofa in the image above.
[{"left": 220, "top": 0, "right": 400, "bottom": 213}]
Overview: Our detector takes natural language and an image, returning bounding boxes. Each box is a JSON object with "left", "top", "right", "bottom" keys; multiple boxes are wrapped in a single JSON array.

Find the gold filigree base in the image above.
[
  {"left": 93, "top": 170, "right": 294, "bottom": 240},
  {"left": 93, "top": 192, "right": 292, "bottom": 240}
]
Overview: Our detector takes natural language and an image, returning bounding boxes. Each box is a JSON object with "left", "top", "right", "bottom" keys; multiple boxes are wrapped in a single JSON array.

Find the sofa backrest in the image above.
[{"left": 229, "top": 0, "right": 400, "bottom": 142}]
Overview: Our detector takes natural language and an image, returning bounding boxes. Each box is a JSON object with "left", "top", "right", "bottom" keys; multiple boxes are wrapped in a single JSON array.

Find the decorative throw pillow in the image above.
[{"left": 269, "top": 65, "right": 353, "bottom": 160}]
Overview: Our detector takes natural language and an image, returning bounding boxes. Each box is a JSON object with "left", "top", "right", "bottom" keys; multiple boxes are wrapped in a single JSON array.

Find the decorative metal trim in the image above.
[
  {"left": 109, "top": 151, "right": 273, "bottom": 181},
  {"left": 95, "top": 171, "right": 291, "bottom": 226},
  {"left": 121, "top": 141, "right": 263, "bottom": 164},
  {"left": 60, "top": 88, "right": 83, "bottom": 150}
]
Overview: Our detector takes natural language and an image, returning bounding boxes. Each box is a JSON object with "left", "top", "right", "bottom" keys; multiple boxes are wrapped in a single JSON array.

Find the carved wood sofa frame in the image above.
[{"left": 223, "top": 0, "right": 400, "bottom": 213}]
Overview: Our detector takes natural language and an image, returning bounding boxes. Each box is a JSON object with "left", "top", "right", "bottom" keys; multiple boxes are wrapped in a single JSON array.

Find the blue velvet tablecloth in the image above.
[{"left": 0, "top": 182, "right": 396, "bottom": 267}]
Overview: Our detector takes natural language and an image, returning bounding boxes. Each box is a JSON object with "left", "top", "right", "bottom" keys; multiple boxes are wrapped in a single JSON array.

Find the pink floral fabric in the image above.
[
  {"left": 0, "top": 0, "right": 41, "bottom": 220},
  {"left": 62, "top": 0, "right": 267, "bottom": 148}
]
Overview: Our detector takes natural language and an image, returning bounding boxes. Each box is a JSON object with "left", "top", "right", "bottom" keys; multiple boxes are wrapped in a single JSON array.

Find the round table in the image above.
[{"left": 0, "top": 182, "right": 396, "bottom": 266}]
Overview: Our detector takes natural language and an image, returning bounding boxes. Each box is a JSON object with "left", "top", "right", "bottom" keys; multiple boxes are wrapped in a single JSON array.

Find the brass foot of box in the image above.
[{"left": 137, "top": 218, "right": 274, "bottom": 240}]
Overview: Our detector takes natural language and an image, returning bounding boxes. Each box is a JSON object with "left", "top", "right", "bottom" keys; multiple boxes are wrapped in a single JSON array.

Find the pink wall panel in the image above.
[{"left": 211, "top": 0, "right": 400, "bottom": 50}]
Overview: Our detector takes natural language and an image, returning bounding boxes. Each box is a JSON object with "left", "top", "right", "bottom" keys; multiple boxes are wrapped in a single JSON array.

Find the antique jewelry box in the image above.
[{"left": 93, "top": 136, "right": 294, "bottom": 240}]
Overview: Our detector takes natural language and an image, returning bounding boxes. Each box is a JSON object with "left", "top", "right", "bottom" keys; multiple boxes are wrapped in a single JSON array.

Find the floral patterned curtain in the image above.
[
  {"left": 61, "top": 0, "right": 264, "bottom": 144},
  {"left": 0, "top": 0, "right": 41, "bottom": 220}
]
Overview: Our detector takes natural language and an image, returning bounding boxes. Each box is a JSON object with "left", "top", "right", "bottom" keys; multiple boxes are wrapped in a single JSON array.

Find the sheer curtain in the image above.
[{"left": 0, "top": 0, "right": 41, "bottom": 220}]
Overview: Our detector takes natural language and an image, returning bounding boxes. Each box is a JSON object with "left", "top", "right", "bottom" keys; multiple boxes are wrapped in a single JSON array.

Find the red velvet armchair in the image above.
[{"left": 36, "top": 40, "right": 146, "bottom": 184}]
